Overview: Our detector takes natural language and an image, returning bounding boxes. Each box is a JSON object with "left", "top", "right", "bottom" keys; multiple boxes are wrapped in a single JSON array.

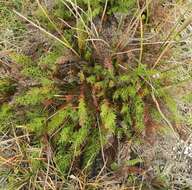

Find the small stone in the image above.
[
  {"left": 152, "top": 73, "right": 160, "bottom": 79},
  {"left": 69, "top": 175, "right": 77, "bottom": 180},
  {"left": 184, "top": 148, "right": 189, "bottom": 155}
]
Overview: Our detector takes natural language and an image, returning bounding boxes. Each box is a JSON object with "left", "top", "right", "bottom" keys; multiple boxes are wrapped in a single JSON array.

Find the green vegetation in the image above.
[{"left": 1, "top": 0, "right": 192, "bottom": 189}]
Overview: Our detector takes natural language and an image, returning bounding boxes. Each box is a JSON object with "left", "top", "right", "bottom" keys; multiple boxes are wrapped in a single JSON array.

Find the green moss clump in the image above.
[
  {"left": 0, "top": 104, "right": 14, "bottom": 131},
  {"left": 0, "top": 78, "right": 17, "bottom": 99}
]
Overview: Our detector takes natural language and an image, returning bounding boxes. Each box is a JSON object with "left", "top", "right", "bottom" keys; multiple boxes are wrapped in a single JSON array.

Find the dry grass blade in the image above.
[
  {"left": 36, "top": 0, "right": 67, "bottom": 41},
  {"left": 13, "top": 10, "right": 79, "bottom": 56},
  {"left": 61, "top": 0, "right": 96, "bottom": 38},
  {"left": 153, "top": 8, "right": 192, "bottom": 68},
  {"left": 151, "top": 91, "right": 178, "bottom": 138},
  {"left": 99, "top": 0, "right": 108, "bottom": 31},
  {"left": 0, "top": 135, "right": 29, "bottom": 145},
  {"left": 116, "top": 0, "right": 152, "bottom": 50}
]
